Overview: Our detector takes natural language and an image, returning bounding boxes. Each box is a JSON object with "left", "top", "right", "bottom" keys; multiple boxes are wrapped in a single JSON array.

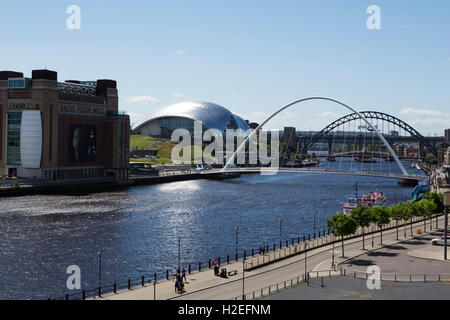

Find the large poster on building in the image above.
[{"left": 69, "top": 125, "right": 96, "bottom": 162}]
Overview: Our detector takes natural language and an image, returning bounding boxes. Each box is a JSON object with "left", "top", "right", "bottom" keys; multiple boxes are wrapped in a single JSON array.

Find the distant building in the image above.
[
  {"left": 281, "top": 127, "right": 298, "bottom": 151},
  {"left": 0, "top": 69, "right": 129, "bottom": 181},
  {"left": 389, "top": 130, "right": 399, "bottom": 137},
  {"left": 392, "top": 142, "right": 420, "bottom": 158},
  {"left": 438, "top": 142, "right": 450, "bottom": 164},
  {"left": 445, "top": 147, "right": 450, "bottom": 165},
  {"left": 445, "top": 129, "right": 450, "bottom": 143}
]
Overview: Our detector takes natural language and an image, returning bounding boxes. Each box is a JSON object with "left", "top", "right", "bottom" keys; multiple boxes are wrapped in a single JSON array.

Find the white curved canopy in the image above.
[{"left": 133, "top": 101, "right": 249, "bottom": 133}]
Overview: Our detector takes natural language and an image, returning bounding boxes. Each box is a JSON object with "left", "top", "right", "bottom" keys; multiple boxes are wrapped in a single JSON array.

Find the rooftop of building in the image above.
[
  {"left": 0, "top": 69, "right": 116, "bottom": 97},
  {"left": 133, "top": 101, "right": 250, "bottom": 133}
]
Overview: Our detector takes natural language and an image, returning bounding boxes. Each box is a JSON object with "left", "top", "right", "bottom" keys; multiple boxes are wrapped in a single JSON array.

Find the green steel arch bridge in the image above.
[{"left": 302, "top": 111, "right": 438, "bottom": 157}]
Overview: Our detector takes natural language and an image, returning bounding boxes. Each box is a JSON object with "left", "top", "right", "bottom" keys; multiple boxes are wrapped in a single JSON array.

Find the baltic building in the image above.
[{"left": 0, "top": 70, "right": 129, "bottom": 181}]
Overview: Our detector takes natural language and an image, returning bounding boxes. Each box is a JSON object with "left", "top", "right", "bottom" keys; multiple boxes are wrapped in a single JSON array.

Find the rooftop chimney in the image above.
[
  {"left": 0, "top": 71, "right": 23, "bottom": 80},
  {"left": 32, "top": 69, "right": 57, "bottom": 81}
]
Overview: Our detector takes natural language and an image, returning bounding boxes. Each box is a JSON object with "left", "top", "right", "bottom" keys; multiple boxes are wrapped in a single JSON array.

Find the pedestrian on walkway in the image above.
[
  {"left": 178, "top": 280, "right": 185, "bottom": 294},
  {"left": 182, "top": 267, "right": 187, "bottom": 282},
  {"left": 214, "top": 263, "right": 220, "bottom": 276},
  {"left": 172, "top": 266, "right": 177, "bottom": 281},
  {"left": 176, "top": 274, "right": 184, "bottom": 293},
  {"left": 175, "top": 279, "right": 179, "bottom": 293}
]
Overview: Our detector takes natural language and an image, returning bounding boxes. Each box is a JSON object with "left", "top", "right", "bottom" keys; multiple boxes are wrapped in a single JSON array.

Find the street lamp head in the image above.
[{"left": 98, "top": 251, "right": 102, "bottom": 256}]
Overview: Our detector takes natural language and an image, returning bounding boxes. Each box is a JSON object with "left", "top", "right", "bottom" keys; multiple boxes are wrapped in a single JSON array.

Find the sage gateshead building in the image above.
[
  {"left": 0, "top": 69, "right": 130, "bottom": 181},
  {"left": 133, "top": 101, "right": 250, "bottom": 138}
]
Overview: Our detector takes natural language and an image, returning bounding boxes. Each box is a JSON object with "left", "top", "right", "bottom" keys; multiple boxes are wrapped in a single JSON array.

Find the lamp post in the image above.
[
  {"left": 444, "top": 192, "right": 450, "bottom": 260},
  {"left": 304, "top": 241, "right": 308, "bottom": 284},
  {"left": 242, "top": 258, "right": 245, "bottom": 300},
  {"left": 279, "top": 217, "right": 283, "bottom": 245},
  {"left": 313, "top": 210, "right": 317, "bottom": 236},
  {"left": 371, "top": 224, "right": 374, "bottom": 248},
  {"left": 331, "top": 233, "right": 335, "bottom": 269},
  {"left": 98, "top": 251, "right": 102, "bottom": 289},
  {"left": 177, "top": 237, "right": 181, "bottom": 272},
  {"left": 235, "top": 226, "right": 239, "bottom": 261},
  {"left": 153, "top": 273, "right": 157, "bottom": 300}
]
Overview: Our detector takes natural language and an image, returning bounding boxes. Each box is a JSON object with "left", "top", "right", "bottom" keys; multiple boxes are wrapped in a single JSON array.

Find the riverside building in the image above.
[{"left": 0, "top": 69, "right": 129, "bottom": 181}]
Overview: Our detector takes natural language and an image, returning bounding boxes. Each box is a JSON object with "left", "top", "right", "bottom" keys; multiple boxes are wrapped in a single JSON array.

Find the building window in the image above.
[
  {"left": 8, "top": 79, "right": 26, "bottom": 89},
  {"left": 7, "top": 113, "right": 22, "bottom": 165}
]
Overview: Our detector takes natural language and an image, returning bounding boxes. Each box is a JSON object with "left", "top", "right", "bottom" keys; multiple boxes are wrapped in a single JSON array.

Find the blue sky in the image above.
[{"left": 1, "top": 0, "right": 449, "bottom": 135}]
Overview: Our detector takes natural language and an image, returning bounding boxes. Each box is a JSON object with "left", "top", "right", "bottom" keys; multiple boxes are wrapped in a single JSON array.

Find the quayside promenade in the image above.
[
  {"left": 0, "top": 171, "right": 239, "bottom": 197},
  {"left": 86, "top": 214, "right": 449, "bottom": 300}
]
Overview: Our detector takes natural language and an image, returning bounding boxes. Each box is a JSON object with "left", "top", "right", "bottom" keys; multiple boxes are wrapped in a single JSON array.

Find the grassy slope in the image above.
[{"left": 130, "top": 135, "right": 216, "bottom": 164}]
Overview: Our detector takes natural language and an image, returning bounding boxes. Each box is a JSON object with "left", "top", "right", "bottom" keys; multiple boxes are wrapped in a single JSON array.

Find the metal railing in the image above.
[
  {"left": 51, "top": 213, "right": 444, "bottom": 300},
  {"left": 341, "top": 268, "right": 450, "bottom": 283},
  {"left": 231, "top": 268, "right": 450, "bottom": 301},
  {"left": 50, "top": 229, "right": 330, "bottom": 300},
  {"left": 244, "top": 214, "right": 443, "bottom": 270},
  {"left": 231, "top": 270, "right": 339, "bottom": 300}
]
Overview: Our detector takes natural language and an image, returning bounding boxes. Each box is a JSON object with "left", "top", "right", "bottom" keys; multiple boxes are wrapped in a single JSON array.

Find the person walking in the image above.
[
  {"left": 176, "top": 274, "right": 184, "bottom": 294},
  {"left": 172, "top": 266, "right": 177, "bottom": 281},
  {"left": 174, "top": 279, "right": 179, "bottom": 293},
  {"left": 182, "top": 267, "right": 187, "bottom": 282}
]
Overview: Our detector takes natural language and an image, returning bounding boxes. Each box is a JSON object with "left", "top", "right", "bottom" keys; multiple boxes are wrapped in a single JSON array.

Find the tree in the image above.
[
  {"left": 350, "top": 206, "right": 372, "bottom": 250},
  {"left": 422, "top": 192, "right": 444, "bottom": 228},
  {"left": 398, "top": 202, "right": 411, "bottom": 238},
  {"left": 422, "top": 192, "right": 444, "bottom": 212},
  {"left": 364, "top": 208, "right": 376, "bottom": 247},
  {"left": 424, "top": 154, "right": 438, "bottom": 166},
  {"left": 327, "top": 213, "right": 358, "bottom": 258},
  {"left": 406, "top": 202, "right": 420, "bottom": 236},
  {"left": 414, "top": 201, "right": 427, "bottom": 232},
  {"left": 372, "top": 206, "right": 391, "bottom": 245},
  {"left": 390, "top": 203, "right": 404, "bottom": 240},
  {"left": 421, "top": 199, "right": 438, "bottom": 231}
]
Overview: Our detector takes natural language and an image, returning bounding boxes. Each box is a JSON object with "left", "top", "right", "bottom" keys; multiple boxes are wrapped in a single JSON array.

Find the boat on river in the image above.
[
  {"left": 339, "top": 183, "right": 386, "bottom": 215},
  {"left": 361, "top": 190, "right": 386, "bottom": 206}
]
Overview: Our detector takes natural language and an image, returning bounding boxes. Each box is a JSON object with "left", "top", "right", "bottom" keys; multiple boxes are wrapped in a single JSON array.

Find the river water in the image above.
[{"left": 0, "top": 158, "right": 423, "bottom": 299}]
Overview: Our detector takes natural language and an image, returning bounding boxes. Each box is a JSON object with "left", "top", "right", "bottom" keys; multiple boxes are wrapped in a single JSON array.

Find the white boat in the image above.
[{"left": 339, "top": 198, "right": 360, "bottom": 215}]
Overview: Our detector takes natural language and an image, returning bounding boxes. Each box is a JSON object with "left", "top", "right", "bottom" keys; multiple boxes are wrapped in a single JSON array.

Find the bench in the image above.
[{"left": 227, "top": 269, "right": 238, "bottom": 277}]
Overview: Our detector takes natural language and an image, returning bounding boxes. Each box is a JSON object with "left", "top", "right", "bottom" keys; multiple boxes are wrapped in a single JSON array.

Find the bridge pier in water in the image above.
[{"left": 327, "top": 139, "right": 336, "bottom": 162}]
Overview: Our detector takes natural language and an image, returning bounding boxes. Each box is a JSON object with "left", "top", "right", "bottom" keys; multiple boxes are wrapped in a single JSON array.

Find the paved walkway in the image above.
[
  {"left": 340, "top": 232, "right": 450, "bottom": 277},
  {"left": 408, "top": 242, "right": 450, "bottom": 262},
  {"left": 93, "top": 214, "right": 448, "bottom": 300},
  {"left": 260, "top": 277, "right": 450, "bottom": 300}
]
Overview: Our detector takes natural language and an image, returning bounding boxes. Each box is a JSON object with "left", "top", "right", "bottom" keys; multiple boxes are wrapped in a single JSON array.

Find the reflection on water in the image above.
[{"left": 0, "top": 159, "right": 420, "bottom": 299}]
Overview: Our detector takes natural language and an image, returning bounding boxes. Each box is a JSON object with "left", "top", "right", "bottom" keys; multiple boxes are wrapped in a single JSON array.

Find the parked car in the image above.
[{"left": 431, "top": 236, "right": 450, "bottom": 246}]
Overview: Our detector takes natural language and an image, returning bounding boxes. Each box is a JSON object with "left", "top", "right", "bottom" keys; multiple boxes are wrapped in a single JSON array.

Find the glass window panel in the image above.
[{"left": 7, "top": 112, "right": 22, "bottom": 165}]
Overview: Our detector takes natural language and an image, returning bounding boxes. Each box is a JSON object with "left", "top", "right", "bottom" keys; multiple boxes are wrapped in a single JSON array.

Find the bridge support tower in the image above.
[{"left": 327, "top": 139, "right": 336, "bottom": 162}]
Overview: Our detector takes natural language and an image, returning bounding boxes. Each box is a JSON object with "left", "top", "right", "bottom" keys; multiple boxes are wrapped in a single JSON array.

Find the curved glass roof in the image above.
[{"left": 133, "top": 101, "right": 250, "bottom": 133}]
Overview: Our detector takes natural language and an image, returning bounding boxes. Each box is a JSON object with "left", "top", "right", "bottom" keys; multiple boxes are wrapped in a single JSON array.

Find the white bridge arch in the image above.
[{"left": 222, "top": 97, "right": 408, "bottom": 176}]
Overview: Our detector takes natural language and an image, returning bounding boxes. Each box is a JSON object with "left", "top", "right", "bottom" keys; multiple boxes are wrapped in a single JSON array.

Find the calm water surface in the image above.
[{"left": 0, "top": 159, "right": 422, "bottom": 299}]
